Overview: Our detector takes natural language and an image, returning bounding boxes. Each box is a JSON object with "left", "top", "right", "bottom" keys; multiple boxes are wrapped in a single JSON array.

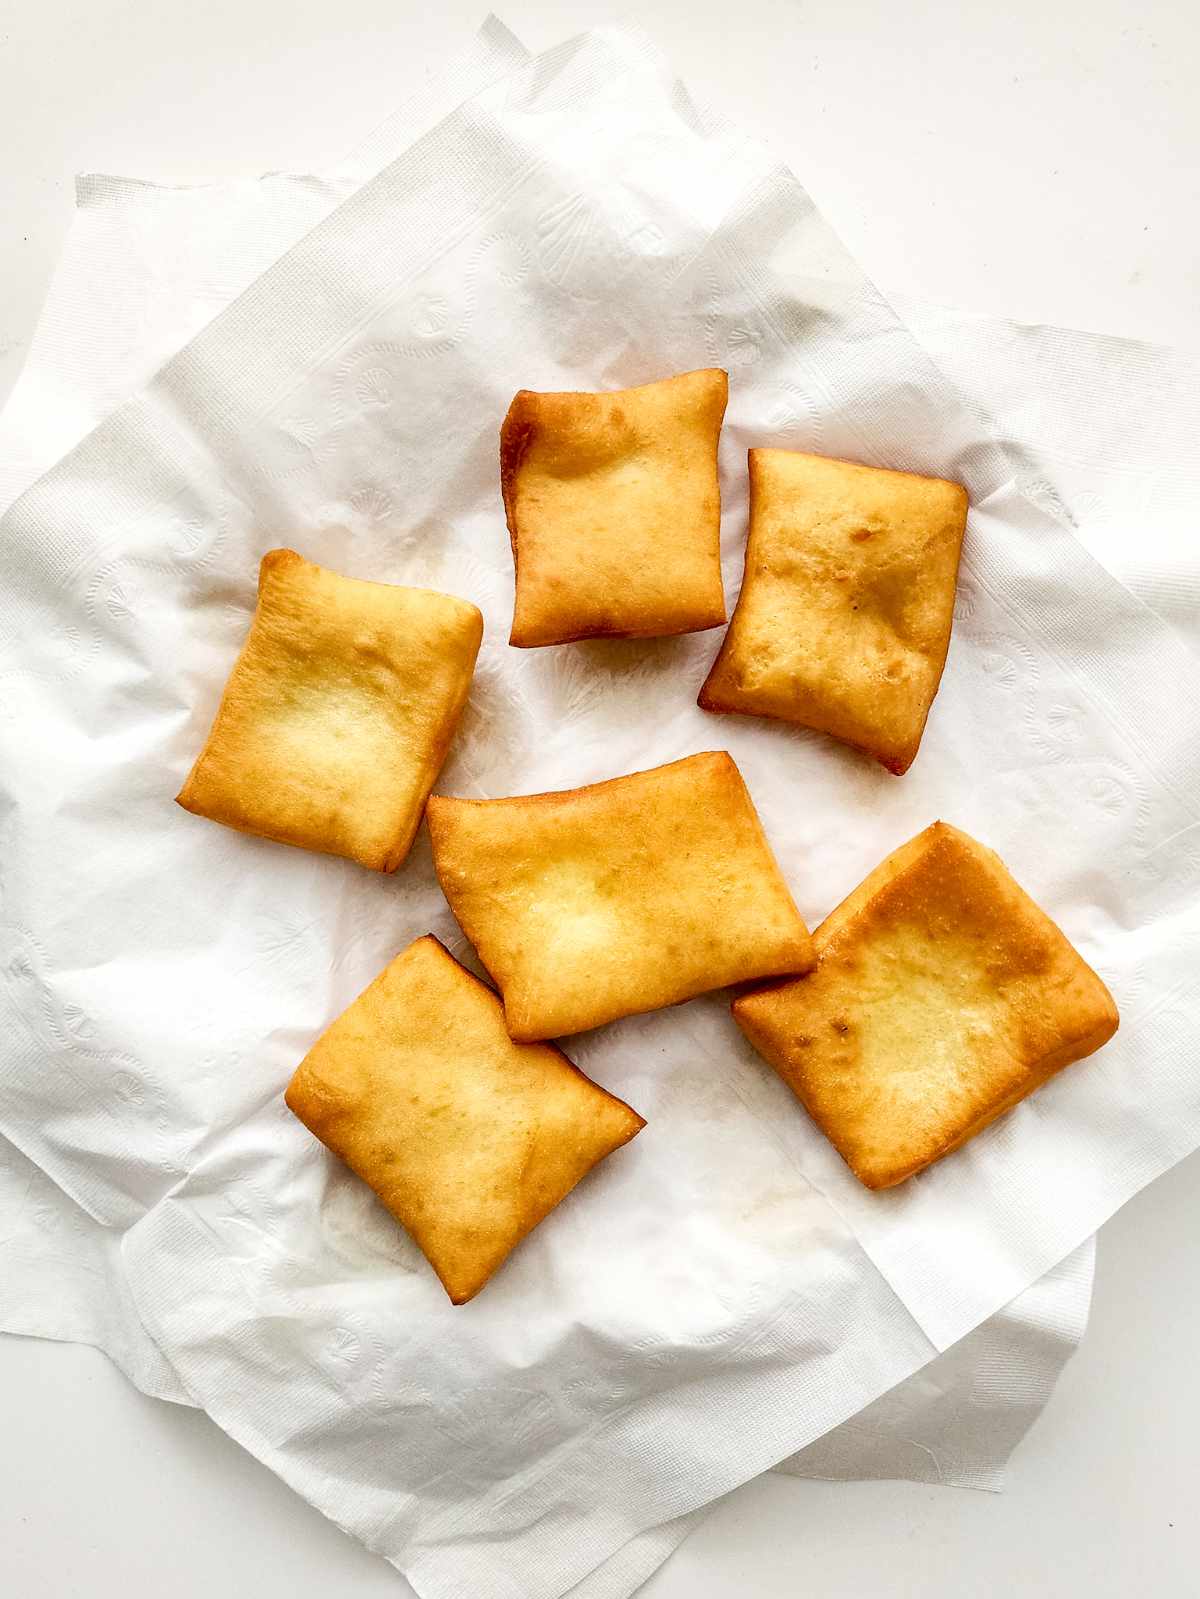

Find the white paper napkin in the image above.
[
  {"left": 0, "top": 14, "right": 529, "bottom": 1417},
  {"left": 889, "top": 295, "right": 1200, "bottom": 656},
  {"left": 0, "top": 17, "right": 1114, "bottom": 1493},
  {"left": 2, "top": 22, "right": 1199, "bottom": 1599}
]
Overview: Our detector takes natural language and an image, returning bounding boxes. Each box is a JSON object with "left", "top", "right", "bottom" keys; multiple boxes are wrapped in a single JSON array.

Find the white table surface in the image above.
[{"left": 2, "top": 1, "right": 1197, "bottom": 1594}]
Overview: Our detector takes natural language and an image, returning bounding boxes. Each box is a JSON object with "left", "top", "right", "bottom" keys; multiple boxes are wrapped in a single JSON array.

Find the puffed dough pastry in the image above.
[
  {"left": 699, "top": 450, "right": 968, "bottom": 774},
  {"left": 732, "top": 822, "right": 1119, "bottom": 1189},
  {"left": 426, "top": 751, "right": 814, "bottom": 1041},
  {"left": 285, "top": 936, "right": 644, "bottom": 1304},
  {"left": 500, "top": 368, "right": 729, "bottom": 646},
  {"left": 177, "top": 549, "right": 482, "bottom": 871}
]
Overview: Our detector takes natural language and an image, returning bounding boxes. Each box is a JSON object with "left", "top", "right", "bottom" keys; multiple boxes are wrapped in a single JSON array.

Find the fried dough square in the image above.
[
  {"left": 426, "top": 751, "right": 814, "bottom": 1041},
  {"left": 732, "top": 822, "right": 1119, "bottom": 1189},
  {"left": 285, "top": 936, "right": 644, "bottom": 1304},
  {"left": 177, "top": 549, "right": 483, "bottom": 871},
  {"left": 500, "top": 368, "right": 729, "bottom": 646},
  {"left": 699, "top": 450, "right": 968, "bottom": 774}
]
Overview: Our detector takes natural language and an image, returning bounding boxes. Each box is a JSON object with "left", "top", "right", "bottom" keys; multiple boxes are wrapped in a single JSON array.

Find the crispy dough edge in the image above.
[
  {"left": 423, "top": 798, "right": 509, "bottom": 1026},
  {"left": 503, "top": 370, "right": 729, "bottom": 648},
  {"left": 885, "top": 472, "right": 969, "bottom": 776},
  {"left": 732, "top": 820, "right": 1121, "bottom": 1188},
  {"left": 718, "top": 752, "right": 816, "bottom": 975},
  {"left": 284, "top": 932, "right": 646, "bottom": 1303},
  {"left": 750, "top": 446, "right": 969, "bottom": 500},
  {"left": 175, "top": 545, "right": 297, "bottom": 818},
  {"left": 697, "top": 449, "right": 759, "bottom": 717},
  {"left": 429, "top": 748, "right": 734, "bottom": 810},
  {"left": 376, "top": 602, "right": 484, "bottom": 874},
  {"left": 499, "top": 390, "right": 536, "bottom": 578},
  {"left": 700, "top": 684, "right": 922, "bottom": 774},
  {"left": 512, "top": 613, "right": 728, "bottom": 648},
  {"left": 697, "top": 451, "right": 969, "bottom": 774}
]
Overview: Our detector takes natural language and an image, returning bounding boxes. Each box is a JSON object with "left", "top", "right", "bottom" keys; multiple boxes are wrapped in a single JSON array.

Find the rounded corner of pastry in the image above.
[
  {"left": 695, "top": 676, "right": 730, "bottom": 714},
  {"left": 259, "top": 546, "right": 304, "bottom": 580},
  {"left": 877, "top": 747, "right": 917, "bottom": 776},
  {"left": 852, "top": 1158, "right": 911, "bottom": 1191},
  {"left": 694, "top": 599, "right": 729, "bottom": 634},
  {"left": 691, "top": 747, "right": 740, "bottom": 785},
  {"left": 506, "top": 619, "right": 541, "bottom": 649},
  {"left": 454, "top": 593, "right": 486, "bottom": 640},
  {"left": 945, "top": 476, "right": 970, "bottom": 516}
]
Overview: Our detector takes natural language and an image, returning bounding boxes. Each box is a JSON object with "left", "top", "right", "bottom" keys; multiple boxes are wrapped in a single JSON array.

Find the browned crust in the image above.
[
  {"left": 697, "top": 684, "right": 917, "bottom": 774},
  {"left": 501, "top": 370, "right": 729, "bottom": 649},
  {"left": 753, "top": 447, "right": 968, "bottom": 501},
  {"left": 379, "top": 604, "right": 483, "bottom": 871},
  {"left": 425, "top": 758, "right": 745, "bottom": 1009},
  {"left": 427, "top": 748, "right": 733, "bottom": 812},
  {"left": 177, "top": 548, "right": 483, "bottom": 873},
  {"left": 423, "top": 808, "right": 504, "bottom": 1004},
  {"left": 284, "top": 933, "right": 646, "bottom": 1303},
  {"left": 696, "top": 449, "right": 767, "bottom": 719},
  {"left": 511, "top": 613, "right": 727, "bottom": 648},
  {"left": 732, "top": 821, "right": 1120, "bottom": 1189},
  {"left": 717, "top": 757, "right": 816, "bottom": 984},
  {"left": 697, "top": 449, "right": 967, "bottom": 776},
  {"left": 513, "top": 618, "right": 727, "bottom": 648},
  {"left": 427, "top": 751, "right": 814, "bottom": 1041},
  {"left": 499, "top": 390, "right": 537, "bottom": 580}
]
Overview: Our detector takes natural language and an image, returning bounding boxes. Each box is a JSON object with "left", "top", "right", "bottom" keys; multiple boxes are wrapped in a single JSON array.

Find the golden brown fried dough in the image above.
[
  {"left": 285, "top": 935, "right": 644, "bottom": 1304},
  {"left": 699, "top": 450, "right": 968, "bottom": 774},
  {"left": 427, "top": 751, "right": 814, "bottom": 1041},
  {"left": 501, "top": 368, "right": 728, "bottom": 646},
  {"left": 732, "top": 822, "right": 1119, "bottom": 1189},
  {"left": 177, "top": 549, "right": 482, "bottom": 871}
]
